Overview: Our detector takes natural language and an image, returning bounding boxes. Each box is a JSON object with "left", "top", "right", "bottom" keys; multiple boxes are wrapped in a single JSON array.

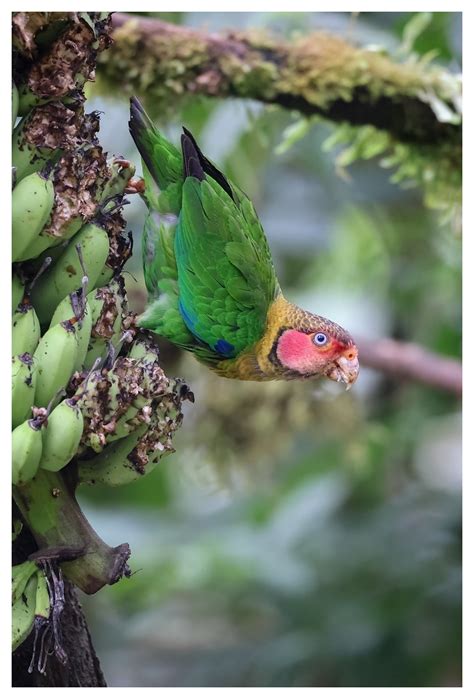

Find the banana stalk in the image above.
[{"left": 13, "top": 468, "right": 131, "bottom": 594}]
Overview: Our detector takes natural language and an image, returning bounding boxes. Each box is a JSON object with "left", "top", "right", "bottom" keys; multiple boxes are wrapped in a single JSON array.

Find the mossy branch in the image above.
[{"left": 100, "top": 13, "right": 461, "bottom": 149}]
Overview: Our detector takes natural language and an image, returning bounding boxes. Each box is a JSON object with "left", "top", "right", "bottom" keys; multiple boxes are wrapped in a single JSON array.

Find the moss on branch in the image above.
[
  {"left": 97, "top": 14, "right": 461, "bottom": 224},
  {"left": 99, "top": 13, "right": 461, "bottom": 148}
]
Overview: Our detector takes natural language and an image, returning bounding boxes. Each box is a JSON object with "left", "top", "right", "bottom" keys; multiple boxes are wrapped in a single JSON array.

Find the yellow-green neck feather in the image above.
[{"left": 214, "top": 295, "right": 295, "bottom": 381}]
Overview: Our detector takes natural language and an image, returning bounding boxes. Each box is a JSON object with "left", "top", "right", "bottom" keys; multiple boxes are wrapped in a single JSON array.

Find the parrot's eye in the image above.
[{"left": 314, "top": 332, "right": 328, "bottom": 346}]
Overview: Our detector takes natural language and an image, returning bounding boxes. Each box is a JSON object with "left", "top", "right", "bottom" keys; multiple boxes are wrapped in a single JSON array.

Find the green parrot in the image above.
[{"left": 129, "top": 97, "right": 359, "bottom": 385}]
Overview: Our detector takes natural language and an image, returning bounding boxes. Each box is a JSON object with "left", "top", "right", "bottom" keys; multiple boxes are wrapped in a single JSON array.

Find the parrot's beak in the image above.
[{"left": 327, "top": 348, "right": 359, "bottom": 390}]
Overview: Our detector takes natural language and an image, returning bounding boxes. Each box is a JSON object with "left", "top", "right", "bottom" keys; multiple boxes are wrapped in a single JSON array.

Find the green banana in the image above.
[
  {"left": 12, "top": 416, "right": 44, "bottom": 486},
  {"left": 33, "top": 320, "right": 79, "bottom": 407},
  {"left": 12, "top": 271, "right": 25, "bottom": 312},
  {"left": 25, "top": 238, "right": 70, "bottom": 278},
  {"left": 49, "top": 290, "right": 93, "bottom": 372},
  {"left": 12, "top": 353, "right": 36, "bottom": 428},
  {"left": 128, "top": 333, "right": 159, "bottom": 362},
  {"left": 49, "top": 291, "right": 81, "bottom": 327},
  {"left": 30, "top": 222, "right": 110, "bottom": 324},
  {"left": 12, "top": 518, "right": 23, "bottom": 542},
  {"left": 104, "top": 400, "right": 148, "bottom": 444},
  {"left": 95, "top": 336, "right": 158, "bottom": 444},
  {"left": 12, "top": 112, "right": 61, "bottom": 182},
  {"left": 83, "top": 279, "right": 126, "bottom": 370},
  {"left": 12, "top": 300, "right": 41, "bottom": 356},
  {"left": 25, "top": 217, "right": 84, "bottom": 262},
  {"left": 12, "top": 171, "right": 55, "bottom": 262},
  {"left": 34, "top": 567, "right": 51, "bottom": 621},
  {"left": 17, "top": 85, "right": 49, "bottom": 118},
  {"left": 12, "top": 570, "right": 38, "bottom": 651},
  {"left": 77, "top": 369, "right": 122, "bottom": 453},
  {"left": 12, "top": 82, "right": 19, "bottom": 128},
  {"left": 78, "top": 423, "right": 149, "bottom": 487},
  {"left": 39, "top": 398, "right": 84, "bottom": 472},
  {"left": 12, "top": 560, "right": 37, "bottom": 605}
]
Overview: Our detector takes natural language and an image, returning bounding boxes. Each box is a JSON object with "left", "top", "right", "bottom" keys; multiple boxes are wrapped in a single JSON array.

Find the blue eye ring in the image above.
[{"left": 314, "top": 332, "right": 328, "bottom": 346}]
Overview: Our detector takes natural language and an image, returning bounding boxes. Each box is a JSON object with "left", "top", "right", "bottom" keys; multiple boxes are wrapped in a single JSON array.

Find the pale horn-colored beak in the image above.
[{"left": 327, "top": 347, "right": 359, "bottom": 390}]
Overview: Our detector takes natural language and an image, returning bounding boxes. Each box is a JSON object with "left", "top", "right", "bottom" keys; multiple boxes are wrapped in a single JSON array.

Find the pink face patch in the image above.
[{"left": 276, "top": 329, "right": 320, "bottom": 375}]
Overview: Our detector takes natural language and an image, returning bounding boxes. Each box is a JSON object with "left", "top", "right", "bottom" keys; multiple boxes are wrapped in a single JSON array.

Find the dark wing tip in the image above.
[
  {"left": 181, "top": 126, "right": 234, "bottom": 200},
  {"left": 129, "top": 96, "right": 152, "bottom": 142},
  {"left": 129, "top": 97, "right": 144, "bottom": 137},
  {"left": 181, "top": 130, "right": 205, "bottom": 181}
]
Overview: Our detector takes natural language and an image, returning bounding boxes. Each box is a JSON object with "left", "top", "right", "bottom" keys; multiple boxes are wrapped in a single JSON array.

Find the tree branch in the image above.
[
  {"left": 357, "top": 337, "right": 461, "bottom": 396},
  {"left": 102, "top": 13, "right": 461, "bottom": 148}
]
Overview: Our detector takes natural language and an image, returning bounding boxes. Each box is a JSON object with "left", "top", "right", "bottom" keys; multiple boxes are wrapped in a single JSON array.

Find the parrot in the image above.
[{"left": 128, "top": 97, "right": 359, "bottom": 387}]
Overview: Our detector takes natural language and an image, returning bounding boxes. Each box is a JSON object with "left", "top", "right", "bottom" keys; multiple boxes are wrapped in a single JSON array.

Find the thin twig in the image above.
[{"left": 357, "top": 337, "right": 462, "bottom": 396}]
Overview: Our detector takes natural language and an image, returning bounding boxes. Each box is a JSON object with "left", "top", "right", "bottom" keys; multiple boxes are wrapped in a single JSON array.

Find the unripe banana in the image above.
[
  {"left": 78, "top": 423, "right": 149, "bottom": 487},
  {"left": 12, "top": 113, "right": 61, "bottom": 182},
  {"left": 83, "top": 279, "right": 126, "bottom": 370},
  {"left": 12, "top": 417, "right": 44, "bottom": 486},
  {"left": 12, "top": 571, "right": 37, "bottom": 651},
  {"left": 12, "top": 560, "right": 37, "bottom": 606},
  {"left": 74, "top": 298, "right": 93, "bottom": 371},
  {"left": 12, "top": 272, "right": 24, "bottom": 312},
  {"left": 25, "top": 218, "right": 83, "bottom": 262},
  {"left": 12, "top": 518, "right": 23, "bottom": 542},
  {"left": 39, "top": 398, "right": 84, "bottom": 472},
  {"left": 34, "top": 568, "right": 51, "bottom": 621},
  {"left": 12, "top": 82, "right": 19, "bottom": 129},
  {"left": 17, "top": 84, "right": 49, "bottom": 118},
  {"left": 25, "top": 238, "right": 70, "bottom": 277},
  {"left": 128, "top": 333, "right": 160, "bottom": 362},
  {"left": 12, "top": 301, "right": 40, "bottom": 356},
  {"left": 78, "top": 370, "right": 122, "bottom": 453},
  {"left": 12, "top": 353, "right": 36, "bottom": 428},
  {"left": 49, "top": 291, "right": 93, "bottom": 372},
  {"left": 33, "top": 320, "right": 79, "bottom": 407},
  {"left": 104, "top": 402, "right": 146, "bottom": 443},
  {"left": 30, "top": 223, "right": 110, "bottom": 324},
  {"left": 49, "top": 292, "right": 79, "bottom": 327},
  {"left": 12, "top": 171, "right": 55, "bottom": 262}
]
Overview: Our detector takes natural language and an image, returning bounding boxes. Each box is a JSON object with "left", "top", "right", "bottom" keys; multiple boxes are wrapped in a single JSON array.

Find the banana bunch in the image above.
[
  {"left": 11, "top": 13, "right": 191, "bottom": 649},
  {"left": 12, "top": 560, "right": 50, "bottom": 652},
  {"left": 77, "top": 334, "right": 191, "bottom": 487}
]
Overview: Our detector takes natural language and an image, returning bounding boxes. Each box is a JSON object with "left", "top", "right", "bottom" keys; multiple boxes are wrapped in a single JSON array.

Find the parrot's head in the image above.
[{"left": 271, "top": 303, "right": 359, "bottom": 388}]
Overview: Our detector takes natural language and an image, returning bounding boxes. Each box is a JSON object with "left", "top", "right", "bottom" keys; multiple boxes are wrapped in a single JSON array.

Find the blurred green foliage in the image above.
[{"left": 81, "top": 11, "right": 461, "bottom": 687}]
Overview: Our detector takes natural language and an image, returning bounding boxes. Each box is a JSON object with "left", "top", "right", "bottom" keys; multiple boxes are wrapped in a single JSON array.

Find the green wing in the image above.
[
  {"left": 175, "top": 176, "right": 280, "bottom": 359},
  {"left": 139, "top": 211, "right": 195, "bottom": 348}
]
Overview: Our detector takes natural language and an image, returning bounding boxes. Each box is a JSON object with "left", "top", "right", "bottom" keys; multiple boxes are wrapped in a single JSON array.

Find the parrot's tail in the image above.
[{"left": 128, "top": 97, "right": 182, "bottom": 195}]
